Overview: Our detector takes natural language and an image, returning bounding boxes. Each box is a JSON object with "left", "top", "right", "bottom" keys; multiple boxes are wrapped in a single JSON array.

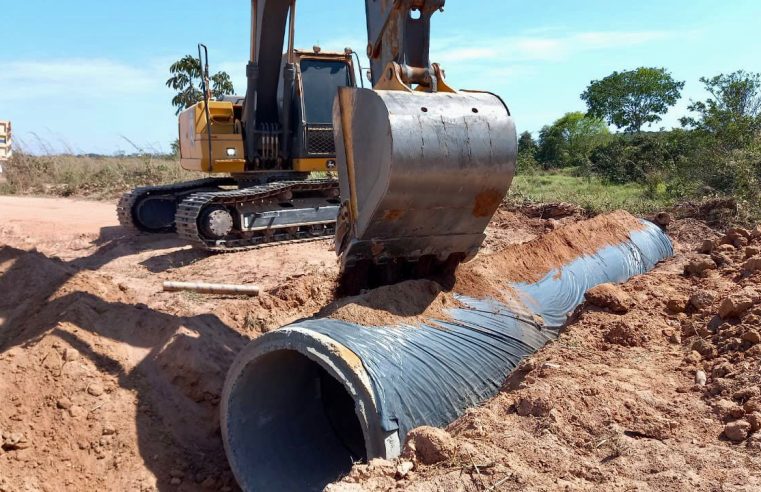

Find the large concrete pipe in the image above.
[{"left": 221, "top": 219, "right": 674, "bottom": 491}]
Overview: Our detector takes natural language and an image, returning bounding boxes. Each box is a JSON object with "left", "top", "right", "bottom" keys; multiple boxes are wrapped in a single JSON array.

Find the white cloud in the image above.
[
  {"left": 0, "top": 58, "right": 170, "bottom": 102},
  {"left": 432, "top": 30, "right": 671, "bottom": 65}
]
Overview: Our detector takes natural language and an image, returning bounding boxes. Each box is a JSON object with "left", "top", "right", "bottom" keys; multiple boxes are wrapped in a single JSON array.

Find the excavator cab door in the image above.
[{"left": 289, "top": 52, "right": 356, "bottom": 173}]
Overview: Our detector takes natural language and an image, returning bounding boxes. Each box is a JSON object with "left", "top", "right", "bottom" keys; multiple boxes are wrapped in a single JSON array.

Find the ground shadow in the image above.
[
  {"left": 139, "top": 247, "right": 209, "bottom": 274},
  {"left": 0, "top": 226, "right": 248, "bottom": 490}
]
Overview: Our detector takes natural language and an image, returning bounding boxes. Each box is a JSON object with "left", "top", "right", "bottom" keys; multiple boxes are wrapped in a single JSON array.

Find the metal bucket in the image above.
[{"left": 332, "top": 88, "right": 517, "bottom": 269}]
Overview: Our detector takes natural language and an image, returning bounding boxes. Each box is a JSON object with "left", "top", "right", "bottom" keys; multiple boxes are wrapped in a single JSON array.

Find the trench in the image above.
[{"left": 222, "top": 219, "right": 675, "bottom": 491}]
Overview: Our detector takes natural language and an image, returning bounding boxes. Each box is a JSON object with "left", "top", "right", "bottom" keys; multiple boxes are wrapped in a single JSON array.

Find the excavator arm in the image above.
[
  {"left": 333, "top": 0, "right": 518, "bottom": 292},
  {"left": 365, "top": 0, "right": 445, "bottom": 90},
  {"left": 242, "top": 0, "right": 297, "bottom": 168}
]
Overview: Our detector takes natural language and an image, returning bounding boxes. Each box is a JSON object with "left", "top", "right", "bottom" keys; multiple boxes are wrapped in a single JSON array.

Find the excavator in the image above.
[{"left": 120, "top": 0, "right": 516, "bottom": 291}]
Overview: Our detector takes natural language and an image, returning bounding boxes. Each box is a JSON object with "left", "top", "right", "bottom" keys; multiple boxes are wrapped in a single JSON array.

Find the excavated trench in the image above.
[{"left": 221, "top": 213, "right": 674, "bottom": 492}]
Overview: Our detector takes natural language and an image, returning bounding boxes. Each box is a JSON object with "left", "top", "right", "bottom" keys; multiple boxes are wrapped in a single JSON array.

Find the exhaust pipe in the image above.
[{"left": 221, "top": 218, "right": 673, "bottom": 491}]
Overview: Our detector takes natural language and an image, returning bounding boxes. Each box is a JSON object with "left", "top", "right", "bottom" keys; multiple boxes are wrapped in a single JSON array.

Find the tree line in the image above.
[{"left": 519, "top": 68, "right": 761, "bottom": 214}]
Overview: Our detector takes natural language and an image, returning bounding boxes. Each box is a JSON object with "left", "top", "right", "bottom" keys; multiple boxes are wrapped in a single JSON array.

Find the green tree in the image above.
[
  {"left": 681, "top": 71, "right": 761, "bottom": 149},
  {"left": 166, "top": 55, "right": 236, "bottom": 115},
  {"left": 537, "top": 112, "right": 611, "bottom": 170},
  {"left": 518, "top": 131, "right": 538, "bottom": 156},
  {"left": 582, "top": 67, "right": 684, "bottom": 133},
  {"left": 515, "top": 131, "right": 539, "bottom": 174}
]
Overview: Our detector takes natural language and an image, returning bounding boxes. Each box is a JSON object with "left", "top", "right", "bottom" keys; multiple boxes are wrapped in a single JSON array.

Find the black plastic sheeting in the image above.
[{"left": 296, "top": 221, "right": 673, "bottom": 440}]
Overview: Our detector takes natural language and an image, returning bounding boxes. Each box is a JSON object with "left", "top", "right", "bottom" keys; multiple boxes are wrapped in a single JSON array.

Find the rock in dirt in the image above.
[
  {"left": 695, "top": 371, "right": 707, "bottom": 386},
  {"left": 745, "top": 247, "right": 760, "bottom": 259},
  {"left": 684, "top": 257, "right": 718, "bottom": 276},
  {"left": 585, "top": 284, "right": 633, "bottom": 314},
  {"left": 722, "top": 228, "right": 752, "bottom": 245},
  {"left": 690, "top": 291, "right": 716, "bottom": 312},
  {"left": 68, "top": 406, "right": 87, "bottom": 419},
  {"left": 667, "top": 296, "right": 690, "bottom": 314},
  {"left": 516, "top": 395, "right": 554, "bottom": 417},
  {"left": 747, "top": 413, "right": 761, "bottom": 433},
  {"left": 711, "top": 252, "right": 733, "bottom": 267},
  {"left": 752, "top": 225, "right": 761, "bottom": 239},
  {"left": 719, "top": 295, "right": 754, "bottom": 320},
  {"left": 654, "top": 212, "right": 673, "bottom": 227},
  {"left": 396, "top": 461, "right": 415, "bottom": 479},
  {"left": 87, "top": 383, "right": 105, "bottom": 397},
  {"left": 724, "top": 420, "right": 752, "bottom": 443},
  {"left": 734, "top": 237, "right": 750, "bottom": 249},
  {"left": 2, "top": 433, "right": 30, "bottom": 451},
  {"left": 743, "top": 256, "right": 761, "bottom": 274},
  {"left": 605, "top": 320, "right": 648, "bottom": 347},
  {"left": 63, "top": 347, "right": 80, "bottom": 362},
  {"left": 698, "top": 240, "right": 715, "bottom": 254},
  {"left": 403, "top": 427, "right": 456, "bottom": 465},
  {"left": 742, "top": 330, "right": 761, "bottom": 345},
  {"left": 56, "top": 397, "right": 73, "bottom": 410},
  {"left": 714, "top": 400, "right": 745, "bottom": 421}
]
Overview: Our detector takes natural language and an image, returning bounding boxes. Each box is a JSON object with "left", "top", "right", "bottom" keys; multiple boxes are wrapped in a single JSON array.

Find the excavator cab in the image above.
[
  {"left": 286, "top": 50, "right": 356, "bottom": 173},
  {"left": 178, "top": 48, "right": 356, "bottom": 177}
]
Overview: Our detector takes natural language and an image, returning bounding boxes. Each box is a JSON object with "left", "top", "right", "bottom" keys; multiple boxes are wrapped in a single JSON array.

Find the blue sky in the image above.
[{"left": 2, "top": 0, "right": 760, "bottom": 154}]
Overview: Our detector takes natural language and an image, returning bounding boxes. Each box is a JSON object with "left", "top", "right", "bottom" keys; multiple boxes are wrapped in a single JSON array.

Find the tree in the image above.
[
  {"left": 537, "top": 112, "right": 610, "bottom": 169},
  {"left": 166, "top": 55, "right": 236, "bottom": 115},
  {"left": 681, "top": 71, "right": 761, "bottom": 148},
  {"left": 582, "top": 67, "right": 684, "bottom": 133},
  {"left": 515, "top": 131, "right": 539, "bottom": 174},
  {"left": 518, "top": 131, "right": 538, "bottom": 156}
]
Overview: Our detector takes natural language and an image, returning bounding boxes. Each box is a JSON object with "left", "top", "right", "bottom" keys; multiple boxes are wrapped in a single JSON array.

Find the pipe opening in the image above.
[{"left": 224, "top": 349, "right": 368, "bottom": 491}]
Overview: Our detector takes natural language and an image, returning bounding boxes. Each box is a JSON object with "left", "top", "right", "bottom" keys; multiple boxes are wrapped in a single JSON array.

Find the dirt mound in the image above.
[
  {"left": 0, "top": 245, "right": 247, "bottom": 490},
  {"left": 322, "top": 280, "right": 461, "bottom": 326},
  {"left": 465, "top": 210, "right": 646, "bottom": 285},
  {"left": 585, "top": 283, "right": 634, "bottom": 314},
  {"left": 319, "top": 211, "right": 648, "bottom": 327}
]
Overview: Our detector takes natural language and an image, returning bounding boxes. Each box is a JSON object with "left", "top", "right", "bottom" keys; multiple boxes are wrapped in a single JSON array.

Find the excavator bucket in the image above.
[{"left": 333, "top": 87, "right": 517, "bottom": 289}]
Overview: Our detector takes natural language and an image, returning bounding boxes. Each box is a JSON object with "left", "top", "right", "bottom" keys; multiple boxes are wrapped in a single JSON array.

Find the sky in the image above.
[{"left": 2, "top": 0, "right": 761, "bottom": 154}]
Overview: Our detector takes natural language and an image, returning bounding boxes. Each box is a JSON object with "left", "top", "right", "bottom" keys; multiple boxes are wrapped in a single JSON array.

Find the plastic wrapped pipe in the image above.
[{"left": 221, "top": 221, "right": 673, "bottom": 492}]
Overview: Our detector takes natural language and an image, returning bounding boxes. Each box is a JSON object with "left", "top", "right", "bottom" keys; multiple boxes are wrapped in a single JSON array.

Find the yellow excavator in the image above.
[{"left": 119, "top": 0, "right": 516, "bottom": 290}]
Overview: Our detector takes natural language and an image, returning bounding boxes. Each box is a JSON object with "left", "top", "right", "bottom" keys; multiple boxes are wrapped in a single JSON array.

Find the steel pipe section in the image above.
[{"left": 222, "top": 221, "right": 673, "bottom": 491}]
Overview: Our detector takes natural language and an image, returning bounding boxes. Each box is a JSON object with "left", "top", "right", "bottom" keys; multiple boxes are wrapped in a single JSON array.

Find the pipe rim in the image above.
[{"left": 220, "top": 326, "right": 398, "bottom": 491}]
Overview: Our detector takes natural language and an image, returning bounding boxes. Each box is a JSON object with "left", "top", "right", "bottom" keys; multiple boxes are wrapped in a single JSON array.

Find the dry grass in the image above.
[{"left": 0, "top": 153, "right": 203, "bottom": 199}]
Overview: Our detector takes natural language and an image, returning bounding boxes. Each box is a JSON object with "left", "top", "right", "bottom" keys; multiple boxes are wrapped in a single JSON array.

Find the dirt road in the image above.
[{"left": 1, "top": 195, "right": 760, "bottom": 491}]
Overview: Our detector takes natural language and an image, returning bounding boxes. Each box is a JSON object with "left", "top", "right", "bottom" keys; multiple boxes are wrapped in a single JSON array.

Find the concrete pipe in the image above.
[{"left": 222, "top": 217, "right": 674, "bottom": 491}]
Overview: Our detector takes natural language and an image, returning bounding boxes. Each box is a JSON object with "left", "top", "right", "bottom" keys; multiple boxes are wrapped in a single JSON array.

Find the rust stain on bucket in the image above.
[{"left": 473, "top": 190, "right": 504, "bottom": 218}]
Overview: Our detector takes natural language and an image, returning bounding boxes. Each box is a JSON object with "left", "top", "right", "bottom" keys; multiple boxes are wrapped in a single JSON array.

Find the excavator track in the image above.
[
  {"left": 175, "top": 179, "right": 339, "bottom": 253},
  {"left": 118, "top": 177, "right": 237, "bottom": 233}
]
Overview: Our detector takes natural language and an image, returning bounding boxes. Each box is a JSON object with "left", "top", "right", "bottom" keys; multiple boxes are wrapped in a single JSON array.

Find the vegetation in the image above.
[
  {"left": 167, "top": 55, "right": 235, "bottom": 116},
  {"left": 0, "top": 152, "right": 202, "bottom": 199},
  {"left": 535, "top": 112, "right": 611, "bottom": 171},
  {"left": 581, "top": 67, "right": 684, "bottom": 133},
  {"left": 513, "top": 68, "right": 761, "bottom": 224},
  {"left": 509, "top": 167, "right": 673, "bottom": 215}
]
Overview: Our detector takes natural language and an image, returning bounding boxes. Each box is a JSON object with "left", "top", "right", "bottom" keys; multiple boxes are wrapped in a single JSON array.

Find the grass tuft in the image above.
[
  {"left": 509, "top": 167, "right": 674, "bottom": 215},
  {"left": 0, "top": 153, "right": 203, "bottom": 199}
]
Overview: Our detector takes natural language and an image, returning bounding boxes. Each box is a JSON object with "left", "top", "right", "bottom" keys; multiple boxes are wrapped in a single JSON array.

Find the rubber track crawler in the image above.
[{"left": 175, "top": 179, "right": 340, "bottom": 252}]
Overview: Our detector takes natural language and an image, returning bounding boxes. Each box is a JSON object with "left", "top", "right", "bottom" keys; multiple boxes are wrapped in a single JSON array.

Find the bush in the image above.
[{"left": 590, "top": 131, "right": 695, "bottom": 185}]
